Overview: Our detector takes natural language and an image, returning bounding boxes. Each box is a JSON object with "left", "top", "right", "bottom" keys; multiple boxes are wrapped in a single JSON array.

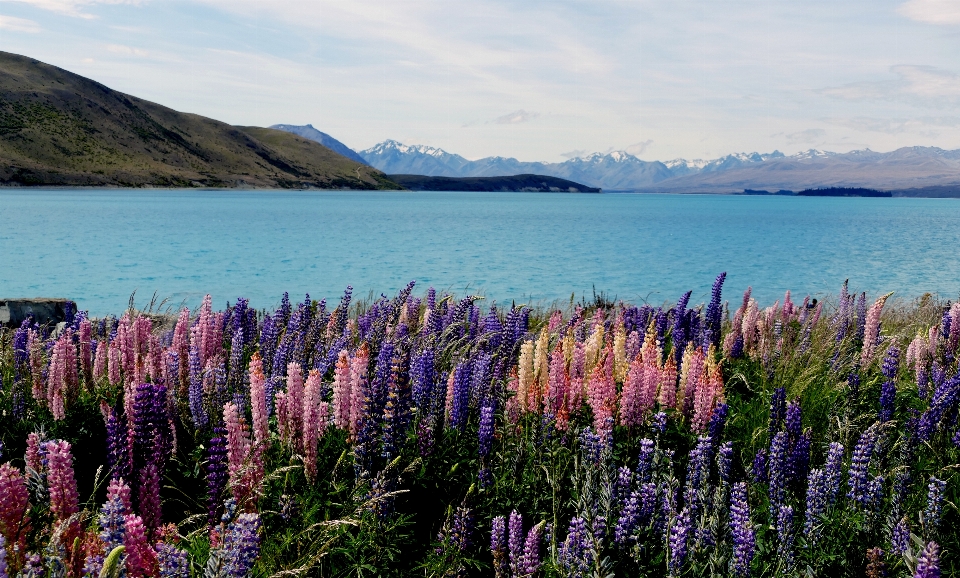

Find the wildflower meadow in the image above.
[{"left": 0, "top": 275, "right": 956, "bottom": 577}]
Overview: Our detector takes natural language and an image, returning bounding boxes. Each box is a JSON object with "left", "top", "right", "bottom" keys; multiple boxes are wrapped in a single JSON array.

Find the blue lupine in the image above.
[
  {"left": 847, "top": 425, "right": 879, "bottom": 507},
  {"left": 785, "top": 401, "right": 802, "bottom": 440},
  {"left": 636, "top": 438, "right": 655, "bottom": 483},
  {"left": 879, "top": 345, "right": 900, "bottom": 422},
  {"left": 188, "top": 344, "right": 207, "bottom": 428},
  {"left": 804, "top": 469, "right": 827, "bottom": 540},
  {"left": 892, "top": 517, "right": 910, "bottom": 555},
  {"left": 508, "top": 510, "right": 524, "bottom": 577},
  {"left": 106, "top": 408, "right": 130, "bottom": 481},
  {"left": 708, "top": 402, "right": 729, "bottom": 446},
  {"left": 490, "top": 516, "right": 509, "bottom": 578},
  {"left": 789, "top": 432, "right": 811, "bottom": 488},
  {"left": 855, "top": 292, "right": 867, "bottom": 341},
  {"left": 0, "top": 536, "right": 7, "bottom": 578},
  {"left": 615, "top": 491, "right": 641, "bottom": 544},
  {"left": 478, "top": 401, "right": 495, "bottom": 458},
  {"left": 718, "top": 441, "right": 734, "bottom": 484},
  {"left": 207, "top": 428, "right": 228, "bottom": 526},
  {"left": 823, "top": 442, "right": 844, "bottom": 505},
  {"left": 730, "top": 483, "right": 754, "bottom": 577},
  {"left": 704, "top": 272, "right": 726, "bottom": 349},
  {"left": 668, "top": 507, "right": 692, "bottom": 576},
  {"left": 776, "top": 505, "right": 794, "bottom": 570},
  {"left": 768, "top": 431, "right": 789, "bottom": 515},
  {"left": 652, "top": 411, "right": 668, "bottom": 436},
  {"left": 157, "top": 543, "right": 189, "bottom": 578},
  {"left": 470, "top": 352, "right": 491, "bottom": 406},
  {"left": 222, "top": 512, "right": 261, "bottom": 578},
  {"left": 449, "top": 360, "right": 471, "bottom": 431},
  {"left": 411, "top": 348, "right": 435, "bottom": 413},
  {"left": 917, "top": 374, "right": 960, "bottom": 441},
  {"left": 639, "top": 482, "right": 657, "bottom": 524},
  {"left": 751, "top": 448, "right": 768, "bottom": 485},
  {"left": 559, "top": 517, "right": 593, "bottom": 578},
  {"left": 914, "top": 541, "right": 941, "bottom": 578},
  {"left": 769, "top": 387, "right": 786, "bottom": 438},
  {"left": 925, "top": 476, "right": 946, "bottom": 534}
]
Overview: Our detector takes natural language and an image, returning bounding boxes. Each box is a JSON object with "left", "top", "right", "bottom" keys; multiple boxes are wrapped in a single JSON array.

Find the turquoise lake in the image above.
[{"left": 1, "top": 189, "right": 958, "bottom": 316}]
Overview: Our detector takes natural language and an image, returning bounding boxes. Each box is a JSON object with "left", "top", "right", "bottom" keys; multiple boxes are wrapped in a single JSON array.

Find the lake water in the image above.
[{"left": 1, "top": 189, "right": 958, "bottom": 316}]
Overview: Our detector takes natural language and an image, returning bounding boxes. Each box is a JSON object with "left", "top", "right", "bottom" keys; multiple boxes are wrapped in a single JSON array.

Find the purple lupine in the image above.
[
  {"left": 614, "top": 467, "right": 633, "bottom": 507},
  {"left": 636, "top": 438, "right": 655, "bottom": 484},
  {"left": 917, "top": 374, "right": 960, "bottom": 441},
  {"left": 410, "top": 348, "right": 436, "bottom": 413},
  {"left": 106, "top": 408, "right": 131, "bottom": 481},
  {"left": 804, "top": 469, "right": 827, "bottom": 540},
  {"left": 769, "top": 387, "right": 786, "bottom": 438},
  {"left": 652, "top": 411, "right": 668, "bottom": 436},
  {"left": 156, "top": 543, "right": 189, "bottom": 578},
  {"left": 785, "top": 401, "right": 802, "bottom": 440},
  {"left": 892, "top": 517, "right": 910, "bottom": 555},
  {"left": 924, "top": 476, "right": 946, "bottom": 534},
  {"left": 521, "top": 522, "right": 544, "bottom": 576},
  {"left": 707, "top": 402, "right": 729, "bottom": 445},
  {"left": 470, "top": 352, "right": 492, "bottom": 406},
  {"left": 491, "top": 516, "right": 509, "bottom": 578},
  {"left": 855, "top": 292, "right": 867, "bottom": 341},
  {"left": 789, "top": 432, "right": 811, "bottom": 488},
  {"left": 823, "top": 442, "right": 844, "bottom": 506},
  {"left": 559, "top": 517, "right": 593, "bottom": 578},
  {"left": 478, "top": 401, "right": 495, "bottom": 458},
  {"left": 223, "top": 512, "right": 261, "bottom": 578},
  {"left": 380, "top": 356, "right": 409, "bottom": 461},
  {"left": 207, "top": 428, "right": 228, "bottom": 526},
  {"left": 767, "top": 431, "right": 789, "bottom": 515},
  {"left": 668, "top": 507, "right": 692, "bottom": 576},
  {"left": 188, "top": 344, "right": 207, "bottom": 428},
  {"left": 776, "top": 505, "right": 795, "bottom": 570},
  {"left": 848, "top": 425, "right": 880, "bottom": 507},
  {"left": 450, "top": 506, "right": 474, "bottom": 551},
  {"left": 639, "top": 482, "right": 658, "bottom": 524},
  {"left": 891, "top": 469, "right": 912, "bottom": 521},
  {"left": 704, "top": 272, "right": 726, "bottom": 349},
  {"left": 615, "top": 490, "right": 641, "bottom": 544},
  {"left": 880, "top": 345, "right": 900, "bottom": 422},
  {"left": 751, "top": 449, "right": 768, "bottom": 485},
  {"left": 914, "top": 541, "right": 941, "bottom": 578},
  {"left": 729, "top": 482, "right": 754, "bottom": 578},
  {"left": 718, "top": 441, "right": 734, "bottom": 484},
  {"left": 448, "top": 360, "right": 471, "bottom": 431},
  {"left": 508, "top": 510, "right": 524, "bottom": 577}
]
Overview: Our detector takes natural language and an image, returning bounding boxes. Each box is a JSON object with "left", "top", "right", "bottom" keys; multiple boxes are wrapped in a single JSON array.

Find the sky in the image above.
[{"left": 1, "top": 0, "right": 959, "bottom": 162}]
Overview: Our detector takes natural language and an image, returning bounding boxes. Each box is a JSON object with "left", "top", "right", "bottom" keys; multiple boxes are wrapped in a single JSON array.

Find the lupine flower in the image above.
[
  {"left": 222, "top": 512, "right": 261, "bottom": 578},
  {"left": 892, "top": 516, "right": 910, "bottom": 555},
  {"left": 924, "top": 476, "right": 945, "bottom": 535},
  {"left": 804, "top": 469, "right": 827, "bottom": 540},
  {"left": 490, "top": 516, "right": 509, "bottom": 578},
  {"left": 767, "top": 431, "right": 789, "bottom": 515},
  {"left": 636, "top": 438, "right": 655, "bottom": 483},
  {"left": 848, "top": 424, "right": 880, "bottom": 507},
  {"left": 302, "top": 369, "right": 324, "bottom": 482},
  {"left": 729, "top": 482, "right": 754, "bottom": 578},
  {"left": 449, "top": 360, "right": 472, "bottom": 431},
  {"left": 768, "top": 387, "right": 786, "bottom": 438},
  {"left": 615, "top": 491, "right": 641, "bottom": 544},
  {"left": 865, "top": 547, "right": 886, "bottom": 578},
  {"left": 823, "top": 442, "right": 844, "bottom": 505},
  {"left": 521, "top": 522, "right": 544, "bottom": 577},
  {"left": 559, "top": 516, "right": 593, "bottom": 578},
  {"left": 449, "top": 506, "right": 474, "bottom": 551},
  {"left": 224, "top": 403, "right": 256, "bottom": 506},
  {"left": 0, "top": 535, "right": 7, "bottom": 578},
  {"left": 879, "top": 345, "right": 900, "bottom": 422},
  {"left": 508, "top": 510, "right": 524, "bottom": 577},
  {"left": 704, "top": 272, "right": 726, "bottom": 349},
  {"left": 478, "top": 401, "right": 495, "bottom": 458},
  {"left": 123, "top": 514, "right": 158, "bottom": 578},
  {"left": 668, "top": 507, "right": 691, "bottom": 576},
  {"left": 776, "top": 505, "right": 794, "bottom": 570},
  {"left": 639, "top": 482, "right": 657, "bottom": 524},
  {"left": 188, "top": 344, "right": 207, "bottom": 428},
  {"left": 0, "top": 462, "right": 30, "bottom": 563},
  {"left": 207, "top": 428, "right": 228, "bottom": 526},
  {"left": 248, "top": 353, "right": 269, "bottom": 447},
  {"left": 914, "top": 541, "right": 940, "bottom": 578},
  {"left": 861, "top": 293, "right": 892, "bottom": 364},
  {"left": 156, "top": 543, "right": 189, "bottom": 578},
  {"left": 717, "top": 441, "right": 733, "bottom": 483},
  {"left": 44, "top": 440, "right": 78, "bottom": 522}
]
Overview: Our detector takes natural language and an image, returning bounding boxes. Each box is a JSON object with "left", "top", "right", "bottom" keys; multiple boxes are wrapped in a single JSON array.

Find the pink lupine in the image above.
[
  {"left": 332, "top": 350, "right": 352, "bottom": 432},
  {"left": 928, "top": 324, "right": 939, "bottom": 361},
  {"left": 547, "top": 310, "right": 563, "bottom": 333},
  {"left": 516, "top": 340, "right": 534, "bottom": 412},
  {"left": 531, "top": 330, "right": 550, "bottom": 412},
  {"left": 123, "top": 514, "right": 158, "bottom": 578},
  {"left": 658, "top": 354, "right": 678, "bottom": 410},
  {"left": 47, "top": 329, "right": 77, "bottom": 420},
  {"left": 949, "top": 302, "right": 960, "bottom": 354},
  {"left": 248, "top": 353, "right": 269, "bottom": 447},
  {"left": 637, "top": 332, "right": 660, "bottom": 415},
  {"left": 691, "top": 362, "right": 723, "bottom": 432},
  {"left": 106, "top": 477, "right": 132, "bottom": 515},
  {"left": 302, "top": 369, "right": 324, "bottom": 482},
  {"left": 0, "top": 462, "right": 31, "bottom": 562},
  {"left": 782, "top": 290, "right": 794, "bottom": 322},
  {"left": 546, "top": 344, "right": 569, "bottom": 420},
  {"left": 586, "top": 345, "right": 617, "bottom": 434},
  {"left": 224, "top": 402, "right": 255, "bottom": 504},
  {"left": 146, "top": 334, "right": 163, "bottom": 384},
  {"left": 108, "top": 339, "right": 122, "bottom": 386},
  {"left": 504, "top": 368, "right": 521, "bottom": 425},
  {"left": 445, "top": 371, "right": 456, "bottom": 425},
  {"left": 567, "top": 341, "right": 586, "bottom": 414},
  {"left": 274, "top": 390, "right": 289, "bottom": 443},
  {"left": 678, "top": 346, "right": 706, "bottom": 418},
  {"left": 349, "top": 345, "right": 369, "bottom": 439},
  {"left": 620, "top": 356, "right": 644, "bottom": 428},
  {"left": 79, "top": 318, "right": 92, "bottom": 387},
  {"left": 860, "top": 293, "right": 892, "bottom": 364},
  {"left": 44, "top": 440, "right": 79, "bottom": 521},
  {"left": 93, "top": 339, "right": 107, "bottom": 381},
  {"left": 172, "top": 307, "right": 191, "bottom": 393},
  {"left": 284, "top": 363, "right": 305, "bottom": 451},
  {"left": 25, "top": 433, "right": 43, "bottom": 473}
]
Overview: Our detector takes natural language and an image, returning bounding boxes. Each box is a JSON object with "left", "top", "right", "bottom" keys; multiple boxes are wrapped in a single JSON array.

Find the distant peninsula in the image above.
[
  {"left": 797, "top": 187, "right": 891, "bottom": 197},
  {"left": 0, "top": 52, "right": 396, "bottom": 189},
  {"left": 387, "top": 174, "right": 600, "bottom": 192}
]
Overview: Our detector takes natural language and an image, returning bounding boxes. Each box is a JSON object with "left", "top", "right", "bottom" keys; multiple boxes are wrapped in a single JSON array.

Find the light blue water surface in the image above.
[{"left": 1, "top": 189, "right": 958, "bottom": 316}]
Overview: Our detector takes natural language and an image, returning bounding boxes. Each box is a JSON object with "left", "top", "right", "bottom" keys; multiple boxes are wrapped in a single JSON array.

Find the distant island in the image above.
[
  {"left": 741, "top": 189, "right": 795, "bottom": 195},
  {"left": 797, "top": 187, "right": 891, "bottom": 197},
  {"left": 388, "top": 174, "right": 600, "bottom": 192}
]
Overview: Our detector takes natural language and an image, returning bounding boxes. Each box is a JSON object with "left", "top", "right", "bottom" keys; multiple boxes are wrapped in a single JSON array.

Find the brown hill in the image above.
[{"left": 0, "top": 51, "right": 396, "bottom": 189}]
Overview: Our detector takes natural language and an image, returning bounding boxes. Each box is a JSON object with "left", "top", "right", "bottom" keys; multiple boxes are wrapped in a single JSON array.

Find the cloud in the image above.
[
  {"left": 898, "top": 0, "right": 960, "bottom": 25},
  {"left": 0, "top": 0, "right": 140, "bottom": 19},
  {"left": 785, "top": 129, "right": 826, "bottom": 143},
  {"left": 625, "top": 140, "right": 654, "bottom": 156},
  {"left": 491, "top": 110, "right": 539, "bottom": 125},
  {"left": 818, "top": 65, "right": 960, "bottom": 108},
  {"left": 824, "top": 116, "right": 960, "bottom": 134},
  {"left": 0, "top": 13, "right": 41, "bottom": 31},
  {"left": 105, "top": 43, "right": 147, "bottom": 56},
  {"left": 560, "top": 149, "right": 589, "bottom": 159}
]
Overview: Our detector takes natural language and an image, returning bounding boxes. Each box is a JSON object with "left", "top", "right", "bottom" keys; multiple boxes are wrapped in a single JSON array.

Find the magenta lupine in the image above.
[
  {"left": 349, "top": 345, "right": 369, "bottom": 440},
  {"left": 172, "top": 307, "right": 191, "bottom": 391},
  {"left": 123, "top": 514, "right": 158, "bottom": 578},
  {"left": 44, "top": 440, "right": 79, "bottom": 522},
  {"left": 47, "top": 329, "right": 77, "bottom": 420},
  {"left": 106, "top": 477, "right": 132, "bottom": 514},
  {"left": 93, "top": 339, "right": 107, "bottom": 381},
  {"left": 108, "top": 339, "right": 122, "bottom": 386},
  {"left": 25, "top": 432, "right": 43, "bottom": 473},
  {"left": 620, "top": 356, "right": 644, "bottom": 428},
  {"left": 0, "top": 462, "right": 30, "bottom": 561},
  {"left": 332, "top": 350, "right": 352, "bottom": 431},
  {"left": 283, "top": 362, "right": 305, "bottom": 451},
  {"left": 302, "top": 369, "right": 323, "bottom": 482}
]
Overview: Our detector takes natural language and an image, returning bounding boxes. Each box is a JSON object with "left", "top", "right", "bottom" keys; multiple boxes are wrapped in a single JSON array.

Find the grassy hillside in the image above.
[{"left": 0, "top": 52, "right": 397, "bottom": 189}]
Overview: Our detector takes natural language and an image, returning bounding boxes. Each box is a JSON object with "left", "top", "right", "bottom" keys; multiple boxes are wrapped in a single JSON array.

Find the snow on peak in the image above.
[
  {"left": 790, "top": 149, "right": 836, "bottom": 160},
  {"left": 364, "top": 140, "right": 451, "bottom": 157}
]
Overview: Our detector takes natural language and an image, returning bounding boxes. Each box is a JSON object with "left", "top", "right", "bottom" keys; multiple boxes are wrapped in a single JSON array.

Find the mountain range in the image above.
[{"left": 341, "top": 140, "right": 960, "bottom": 192}]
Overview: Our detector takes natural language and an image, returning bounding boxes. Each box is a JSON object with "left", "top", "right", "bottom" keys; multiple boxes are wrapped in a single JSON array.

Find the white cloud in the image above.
[
  {"left": 625, "top": 140, "right": 654, "bottom": 156},
  {"left": 819, "top": 65, "right": 960, "bottom": 108},
  {"left": 0, "top": 13, "right": 40, "bottom": 31},
  {"left": 785, "top": 129, "right": 826, "bottom": 143},
  {"left": 105, "top": 43, "right": 147, "bottom": 56},
  {"left": 491, "top": 110, "right": 538, "bottom": 125},
  {"left": 899, "top": 0, "right": 960, "bottom": 25},
  {"left": 560, "top": 149, "right": 590, "bottom": 159},
  {"left": 0, "top": 0, "right": 139, "bottom": 19}
]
